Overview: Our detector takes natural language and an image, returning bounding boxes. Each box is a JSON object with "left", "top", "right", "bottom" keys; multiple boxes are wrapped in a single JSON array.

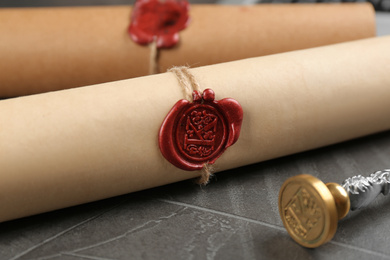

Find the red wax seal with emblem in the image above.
[
  {"left": 128, "top": 0, "right": 190, "bottom": 48},
  {"left": 159, "top": 89, "right": 243, "bottom": 171}
]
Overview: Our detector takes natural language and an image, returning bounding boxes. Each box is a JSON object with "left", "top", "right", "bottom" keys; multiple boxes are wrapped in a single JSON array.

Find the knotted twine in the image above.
[{"left": 168, "top": 66, "right": 214, "bottom": 185}]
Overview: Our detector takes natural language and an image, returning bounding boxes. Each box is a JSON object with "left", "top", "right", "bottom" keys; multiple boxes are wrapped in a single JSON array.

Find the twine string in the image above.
[
  {"left": 168, "top": 66, "right": 194, "bottom": 101},
  {"left": 168, "top": 66, "right": 213, "bottom": 185},
  {"left": 180, "top": 67, "right": 201, "bottom": 93},
  {"left": 196, "top": 164, "right": 213, "bottom": 186},
  {"left": 149, "top": 40, "right": 159, "bottom": 75}
]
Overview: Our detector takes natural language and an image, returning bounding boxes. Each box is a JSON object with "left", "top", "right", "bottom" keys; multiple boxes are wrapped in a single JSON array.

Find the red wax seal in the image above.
[
  {"left": 128, "top": 0, "right": 190, "bottom": 48},
  {"left": 159, "top": 89, "right": 243, "bottom": 171}
]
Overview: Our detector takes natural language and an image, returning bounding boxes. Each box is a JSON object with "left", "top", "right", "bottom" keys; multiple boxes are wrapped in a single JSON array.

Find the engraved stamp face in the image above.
[
  {"left": 278, "top": 175, "right": 338, "bottom": 248},
  {"left": 284, "top": 188, "right": 323, "bottom": 239}
]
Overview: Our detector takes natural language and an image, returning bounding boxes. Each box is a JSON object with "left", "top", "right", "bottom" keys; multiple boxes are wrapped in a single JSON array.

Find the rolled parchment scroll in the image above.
[
  {"left": 1, "top": 36, "right": 390, "bottom": 222},
  {"left": 0, "top": 3, "right": 375, "bottom": 97}
]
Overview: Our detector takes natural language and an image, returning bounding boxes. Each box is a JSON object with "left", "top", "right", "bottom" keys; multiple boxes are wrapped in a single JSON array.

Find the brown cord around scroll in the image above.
[
  {"left": 149, "top": 41, "right": 159, "bottom": 75},
  {"left": 168, "top": 66, "right": 213, "bottom": 185}
]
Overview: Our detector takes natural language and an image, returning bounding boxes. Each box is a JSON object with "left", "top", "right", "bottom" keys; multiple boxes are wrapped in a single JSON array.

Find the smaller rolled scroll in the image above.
[{"left": 0, "top": 3, "right": 376, "bottom": 97}]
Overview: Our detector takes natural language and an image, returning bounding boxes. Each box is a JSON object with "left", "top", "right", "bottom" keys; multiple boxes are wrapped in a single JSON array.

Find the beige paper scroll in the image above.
[
  {"left": 0, "top": 3, "right": 375, "bottom": 97},
  {"left": 1, "top": 36, "right": 390, "bottom": 222}
]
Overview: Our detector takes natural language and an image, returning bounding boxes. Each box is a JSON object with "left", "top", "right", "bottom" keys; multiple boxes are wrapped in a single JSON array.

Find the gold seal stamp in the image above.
[{"left": 278, "top": 175, "right": 350, "bottom": 248}]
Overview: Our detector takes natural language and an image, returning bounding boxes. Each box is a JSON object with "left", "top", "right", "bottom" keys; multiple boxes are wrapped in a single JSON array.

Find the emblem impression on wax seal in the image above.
[
  {"left": 128, "top": 0, "right": 190, "bottom": 48},
  {"left": 159, "top": 89, "right": 243, "bottom": 171}
]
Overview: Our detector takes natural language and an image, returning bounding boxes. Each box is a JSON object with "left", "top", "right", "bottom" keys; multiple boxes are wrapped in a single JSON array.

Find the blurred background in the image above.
[
  {"left": 0, "top": 1, "right": 388, "bottom": 43},
  {"left": 0, "top": 0, "right": 389, "bottom": 11}
]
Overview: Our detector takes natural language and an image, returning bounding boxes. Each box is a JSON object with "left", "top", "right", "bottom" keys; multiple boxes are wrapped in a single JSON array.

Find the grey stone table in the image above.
[{"left": 1, "top": 9, "right": 390, "bottom": 260}]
